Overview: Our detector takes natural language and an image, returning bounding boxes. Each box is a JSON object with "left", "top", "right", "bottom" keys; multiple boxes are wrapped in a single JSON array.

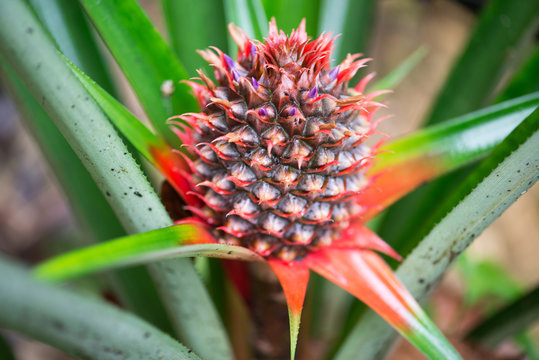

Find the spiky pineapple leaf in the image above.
[
  {"left": 68, "top": 61, "right": 199, "bottom": 206},
  {"left": 0, "top": 59, "right": 175, "bottom": 332},
  {"left": 29, "top": 0, "right": 116, "bottom": 95},
  {"left": 79, "top": 0, "right": 198, "bottom": 148},
  {"left": 0, "top": 3, "right": 232, "bottom": 359},
  {"left": 35, "top": 224, "right": 261, "bottom": 283},
  {"left": 269, "top": 260, "right": 310, "bottom": 360},
  {"left": 68, "top": 61, "right": 167, "bottom": 164},
  {"left": 0, "top": 255, "right": 201, "bottom": 360},
  {"left": 307, "top": 247, "right": 462, "bottom": 360},
  {"left": 336, "top": 107, "right": 539, "bottom": 360},
  {"left": 18, "top": 0, "right": 176, "bottom": 331},
  {"left": 466, "top": 285, "right": 539, "bottom": 347},
  {"left": 358, "top": 92, "right": 539, "bottom": 219}
]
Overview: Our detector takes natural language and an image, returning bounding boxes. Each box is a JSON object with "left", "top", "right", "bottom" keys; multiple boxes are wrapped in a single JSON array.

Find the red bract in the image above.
[{"left": 151, "top": 19, "right": 461, "bottom": 359}]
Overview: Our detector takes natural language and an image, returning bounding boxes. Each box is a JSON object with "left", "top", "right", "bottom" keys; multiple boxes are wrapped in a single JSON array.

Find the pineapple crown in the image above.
[{"left": 172, "top": 19, "right": 385, "bottom": 261}]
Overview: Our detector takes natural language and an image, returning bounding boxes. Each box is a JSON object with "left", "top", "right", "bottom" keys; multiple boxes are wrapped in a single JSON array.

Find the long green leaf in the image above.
[
  {"left": 360, "top": 93, "right": 539, "bottom": 219},
  {"left": 79, "top": 0, "right": 198, "bottom": 147},
  {"left": 35, "top": 225, "right": 261, "bottom": 283},
  {"left": 318, "top": 0, "right": 374, "bottom": 62},
  {"left": 18, "top": 0, "right": 174, "bottom": 332},
  {"left": 466, "top": 285, "right": 539, "bottom": 347},
  {"left": 0, "top": 255, "right": 200, "bottom": 360},
  {"left": 0, "top": 2, "right": 232, "bottom": 359},
  {"left": 336, "top": 107, "right": 539, "bottom": 360},
  {"left": 426, "top": 0, "right": 539, "bottom": 124},
  {"left": 68, "top": 59, "right": 167, "bottom": 164},
  {"left": 379, "top": 93, "right": 539, "bottom": 168},
  {"left": 28, "top": 0, "right": 116, "bottom": 95},
  {"left": 0, "top": 59, "right": 173, "bottom": 332},
  {"left": 0, "top": 60, "right": 124, "bottom": 257},
  {"left": 161, "top": 0, "right": 229, "bottom": 74}
]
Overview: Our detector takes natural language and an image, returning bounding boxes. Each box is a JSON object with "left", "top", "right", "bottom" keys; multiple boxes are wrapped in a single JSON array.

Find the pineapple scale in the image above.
[{"left": 178, "top": 20, "right": 380, "bottom": 261}]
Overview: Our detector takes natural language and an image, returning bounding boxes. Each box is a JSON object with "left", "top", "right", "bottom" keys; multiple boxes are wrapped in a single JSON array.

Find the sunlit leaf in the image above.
[
  {"left": 376, "top": 0, "right": 539, "bottom": 268},
  {"left": 68, "top": 61, "right": 200, "bottom": 207},
  {"left": 35, "top": 223, "right": 261, "bottom": 283},
  {"left": 358, "top": 92, "right": 539, "bottom": 220}
]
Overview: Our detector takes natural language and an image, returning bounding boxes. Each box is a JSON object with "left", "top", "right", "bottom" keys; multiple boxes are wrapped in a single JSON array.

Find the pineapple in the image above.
[{"left": 175, "top": 19, "right": 380, "bottom": 261}]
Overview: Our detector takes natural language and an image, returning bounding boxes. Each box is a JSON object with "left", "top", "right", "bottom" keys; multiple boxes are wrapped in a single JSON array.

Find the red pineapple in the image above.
[{"left": 173, "top": 19, "right": 387, "bottom": 262}]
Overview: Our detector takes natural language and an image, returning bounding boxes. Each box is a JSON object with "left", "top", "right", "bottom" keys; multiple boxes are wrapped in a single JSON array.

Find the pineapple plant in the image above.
[{"left": 0, "top": 0, "right": 538, "bottom": 359}]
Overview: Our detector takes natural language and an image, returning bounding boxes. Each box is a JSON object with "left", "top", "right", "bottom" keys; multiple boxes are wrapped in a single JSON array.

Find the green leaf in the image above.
[
  {"left": 360, "top": 93, "right": 539, "bottom": 218},
  {"left": 262, "top": 0, "right": 321, "bottom": 36},
  {"left": 0, "top": 59, "right": 125, "bottom": 253},
  {"left": 318, "top": 0, "right": 374, "bottom": 62},
  {"left": 466, "top": 285, "right": 539, "bottom": 347},
  {"left": 497, "top": 47, "right": 539, "bottom": 103},
  {"left": 224, "top": 0, "right": 268, "bottom": 42},
  {"left": 161, "top": 0, "right": 229, "bottom": 74},
  {"left": 79, "top": 0, "right": 198, "bottom": 147},
  {"left": 336, "top": 107, "right": 539, "bottom": 360},
  {"left": 0, "top": 2, "right": 232, "bottom": 359},
  {"left": 17, "top": 0, "right": 174, "bottom": 332},
  {"left": 426, "top": 0, "right": 539, "bottom": 125},
  {"left": 369, "top": 46, "right": 428, "bottom": 92},
  {"left": 515, "top": 333, "right": 539, "bottom": 359},
  {"left": 28, "top": 0, "right": 116, "bottom": 95},
  {"left": 0, "top": 59, "right": 174, "bottom": 332},
  {"left": 457, "top": 255, "right": 522, "bottom": 307},
  {"left": 0, "top": 255, "right": 200, "bottom": 360},
  {"left": 68, "top": 60, "right": 167, "bottom": 164},
  {"left": 35, "top": 225, "right": 261, "bottom": 283},
  {"left": 377, "top": 93, "right": 539, "bottom": 170}
]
